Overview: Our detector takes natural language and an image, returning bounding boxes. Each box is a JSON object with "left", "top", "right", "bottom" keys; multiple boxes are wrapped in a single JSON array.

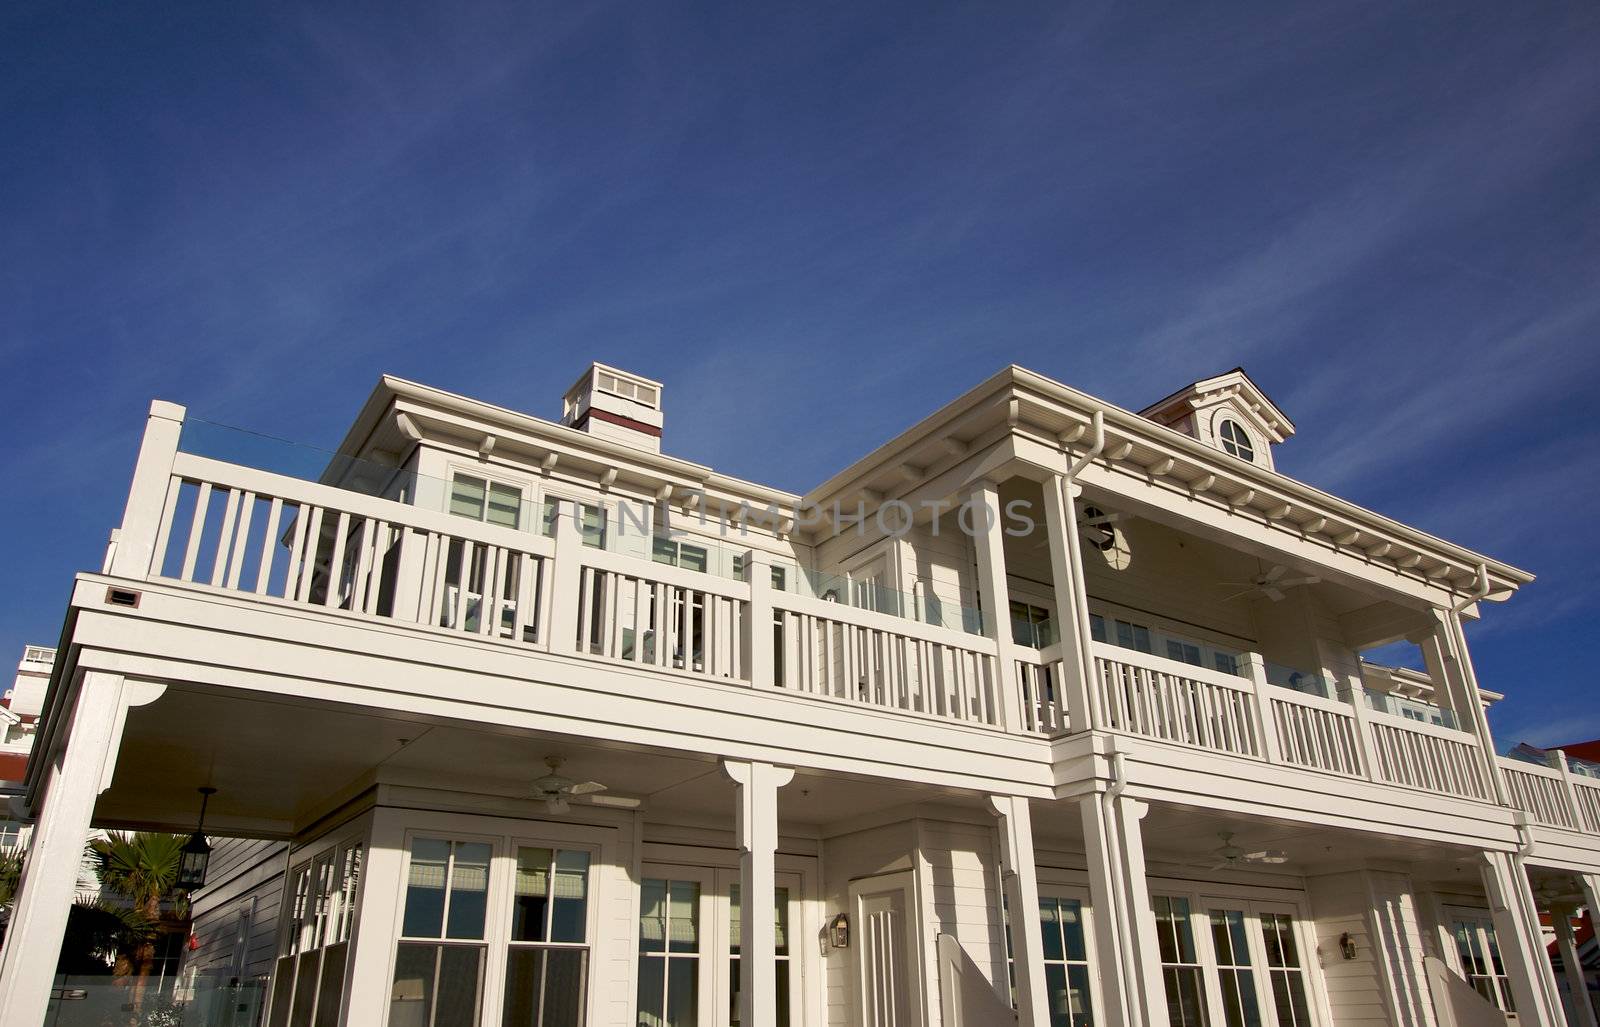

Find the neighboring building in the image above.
[
  {"left": 0, "top": 645, "right": 55, "bottom": 847},
  {"left": 1, "top": 362, "right": 1597, "bottom": 1027}
]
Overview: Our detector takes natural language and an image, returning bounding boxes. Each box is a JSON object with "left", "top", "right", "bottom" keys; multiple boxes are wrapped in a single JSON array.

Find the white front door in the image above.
[{"left": 852, "top": 875, "right": 917, "bottom": 1027}]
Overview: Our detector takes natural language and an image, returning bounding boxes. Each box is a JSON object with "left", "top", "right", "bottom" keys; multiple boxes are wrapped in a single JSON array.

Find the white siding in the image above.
[
  {"left": 185, "top": 837, "right": 288, "bottom": 981},
  {"left": 916, "top": 820, "right": 1006, "bottom": 1027}
]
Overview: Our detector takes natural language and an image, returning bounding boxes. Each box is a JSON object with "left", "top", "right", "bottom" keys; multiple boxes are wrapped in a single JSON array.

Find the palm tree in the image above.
[{"left": 91, "top": 832, "right": 191, "bottom": 1008}]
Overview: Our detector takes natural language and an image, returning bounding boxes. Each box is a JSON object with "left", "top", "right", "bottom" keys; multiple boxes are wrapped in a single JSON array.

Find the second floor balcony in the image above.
[{"left": 67, "top": 398, "right": 1588, "bottom": 850}]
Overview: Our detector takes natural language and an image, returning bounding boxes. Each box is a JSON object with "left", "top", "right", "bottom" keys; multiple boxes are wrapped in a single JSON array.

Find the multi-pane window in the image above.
[
  {"left": 1115, "top": 620, "right": 1153, "bottom": 654},
  {"left": 0, "top": 820, "right": 24, "bottom": 847},
  {"left": 1208, "top": 909, "right": 1262, "bottom": 1027},
  {"left": 731, "top": 555, "right": 787, "bottom": 590},
  {"left": 596, "top": 370, "right": 659, "bottom": 408},
  {"left": 637, "top": 878, "right": 701, "bottom": 1027},
  {"left": 1010, "top": 601, "right": 1056, "bottom": 649},
  {"left": 1153, "top": 896, "right": 1209, "bottom": 1027},
  {"left": 1259, "top": 913, "right": 1313, "bottom": 1026},
  {"left": 1450, "top": 913, "right": 1514, "bottom": 1012},
  {"left": 653, "top": 537, "right": 709, "bottom": 574},
  {"left": 1167, "top": 640, "right": 1203, "bottom": 667},
  {"left": 1218, "top": 420, "right": 1255, "bottom": 463},
  {"left": 450, "top": 475, "right": 523, "bottom": 530},
  {"left": 1038, "top": 897, "right": 1094, "bottom": 1027},
  {"left": 728, "top": 884, "right": 791, "bottom": 1027},
  {"left": 270, "top": 842, "right": 362, "bottom": 1027},
  {"left": 391, "top": 839, "right": 493, "bottom": 1027},
  {"left": 504, "top": 847, "right": 592, "bottom": 1027},
  {"left": 543, "top": 499, "right": 608, "bottom": 548}
]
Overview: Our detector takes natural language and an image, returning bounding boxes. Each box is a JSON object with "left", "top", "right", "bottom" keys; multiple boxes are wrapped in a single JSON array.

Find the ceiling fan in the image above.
[
  {"left": 1078, "top": 506, "right": 1130, "bottom": 550},
  {"left": 531, "top": 756, "right": 607, "bottom": 814},
  {"left": 1201, "top": 831, "right": 1289, "bottom": 871},
  {"left": 1219, "top": 562, "right": 1319, "bottom": 603}
]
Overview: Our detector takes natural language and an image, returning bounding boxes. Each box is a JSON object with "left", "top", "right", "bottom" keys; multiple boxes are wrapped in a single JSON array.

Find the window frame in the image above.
[
  {"left": 1023, "top": 878, "right": 1103, "bottom": 1027},
  {"left": 636, "top": 863, "right": 719, "bottom": 1027},
  {"left": 1217, "top": 419, "right": 1256, "bottom": 463},
  {"left": 382, "top": 821, "right": 608, "bottom": 1027},
  {"left": 1442, "top": 906, "right": 1515, "bottom": 1013},
  {"left": 266, "top": 823, "right": 369, "bottom": 1027},
  {"left": 445, "top": 465, "right": 533, "bottom": 532}
]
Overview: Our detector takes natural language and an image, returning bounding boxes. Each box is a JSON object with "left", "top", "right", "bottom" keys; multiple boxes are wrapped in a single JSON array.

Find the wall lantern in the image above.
[
  {"left": 828, "top": 913, "right": 850, "bottom": 949},
  {"left": 177, "top": 787, "right": 217, "bottom": 891},
  {"left": 1338, "top": 932, "right": 1358, "bottom": 960}
]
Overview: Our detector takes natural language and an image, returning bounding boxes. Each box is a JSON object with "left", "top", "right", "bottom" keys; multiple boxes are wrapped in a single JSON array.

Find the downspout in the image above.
[
  {"left": 1451, "top": 562, "right": 1491, "bottom": 614},
  {"left": 1067, "top": 411, "right": 1106, "bottom": 479}
]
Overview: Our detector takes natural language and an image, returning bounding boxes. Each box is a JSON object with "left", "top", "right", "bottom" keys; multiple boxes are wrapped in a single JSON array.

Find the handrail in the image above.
[
  {"left": 1088, "top": 641, "right": 1252, "bottom": 693},
  {"left": 774, "top": 589, "right": 995, "bottom": 652},
  {"left": 168, "top": 452, "right": 557, "bottom": 565},
  {"left": 1364, "top": 706, "right": 1477, "bottom": 741}
]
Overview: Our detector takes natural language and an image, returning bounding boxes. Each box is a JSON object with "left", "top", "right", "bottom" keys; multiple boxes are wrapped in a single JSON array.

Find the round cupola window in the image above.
[{"left": 1218, "top": 419, "right": 1255, "bottom": 462}]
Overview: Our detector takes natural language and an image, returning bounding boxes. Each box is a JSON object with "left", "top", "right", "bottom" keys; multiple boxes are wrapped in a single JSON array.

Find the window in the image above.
[
  {"left": 450, "top": 475, "right": 523, "bottom": 530},
  {"left": 653, "top": 537, "right": 709, "bottom": 574},
  {"left": 1208, "top": 909, "right": 1263, "bottom": 1027},
  {"left": 270, "top": 842, "right": 362, "bottom": 1027},
  {"left": 504, "top": 848, "right": 591, "bottom": 1027},
  {"left": 1115, "top": 619, "right": 1153, "bottom": 654},
  {"left": 731, "top": 555, "right": 787, "bottom": 591},
  {"left": 638, "top": 878, "right": 702, "bottom": 1027},
  {"left": 1218, "top": 420, "right": 1254, "bottom": 463},
  {"left": 1010, "top": 601, "right": 1056, "bottom": 649},
  {"left": 729, "top": 883, "right": 792, "bottom": 1027},
  {"left": 1089, "top": 614, "right": 1107, "bottom": 643},
  {"left": 1450, "top": 912, "right": 1514, "bottom": 1013},
  {"left": 1213, "top": 652, "right": 1239, "bottom": 676},
  {"left": 1167, "top": 640, "right": 1203, "bottom": 667},
  {"left": 541, "top": 498, "right": 607, "bottom": 549},
  {"left": 1259, "top": 912, "right": 1313, "bottom": 1026},
  {"left": 1153, "top": 896, "right": 1208, "bottom": 1027},
  {"left": 0, "top": 820, "right": 24, "bottom": 848},
  {"left": 391, "top": 839, "right": 492, "bottom": 1027},
  {"left": 1037, "top": 896, "right": 1094, "bottom": 1027}
]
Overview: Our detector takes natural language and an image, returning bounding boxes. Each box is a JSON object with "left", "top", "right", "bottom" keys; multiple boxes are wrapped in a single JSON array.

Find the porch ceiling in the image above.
[{"left": 94, "top": 683, "right": 981, "bottom": 839}]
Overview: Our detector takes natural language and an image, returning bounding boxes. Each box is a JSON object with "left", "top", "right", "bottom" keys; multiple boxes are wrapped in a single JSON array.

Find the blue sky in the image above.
[{"left": 2, "top": 1, "right": 1596, "bottom": 746}]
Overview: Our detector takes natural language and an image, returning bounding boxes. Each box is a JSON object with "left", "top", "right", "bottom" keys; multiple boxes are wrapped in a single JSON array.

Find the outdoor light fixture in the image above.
[
  {"left": 1339, "top": 932, "right": 1358, "bottom": 960},
  {"left": 177, "top": 787, "right": 216, "bottom": 890},
  {"left": 828, "top": 913, "right": 850, "bottom": 949}
]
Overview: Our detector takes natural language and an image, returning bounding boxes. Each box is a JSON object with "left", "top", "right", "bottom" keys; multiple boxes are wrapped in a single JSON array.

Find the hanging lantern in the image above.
[{"left": 177, "top": 787, "right": 217, "bottom": 890}]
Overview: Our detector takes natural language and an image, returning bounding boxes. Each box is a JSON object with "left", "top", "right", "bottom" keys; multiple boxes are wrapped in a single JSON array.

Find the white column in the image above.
[
  {"left": 1040, "top": 475, "right": 1097, "bottom": 734},
  {"left": 1479, "top": 850, "right": 1566, "bottom": 1024},
  {"left": 0, "top": 672, "right": 128, "bottom": 1021},
  {"left": 1552, "top": 903, "right": 1598, "bottom": 1027},
  {"left": 340, "top": 809, "right": 407, "bottom": 1026},
  {"left": 1436, "top": 610, "right": 1511, "bottom": 805},
  {"left": 1079, "top": 785, "right": 1168, "bottom": 1027},
  {"left": 723, "top": 759, "right": 795, "bottom": 1027},
  {"left": 107, "top": 399, "right": 186, "bottom": 579},
  {"left": 967, "top": 480, "right": 1023, "bottom": 732},
  {"left": 990, "top": 795, "right": 1050, "bottom": 1027}
]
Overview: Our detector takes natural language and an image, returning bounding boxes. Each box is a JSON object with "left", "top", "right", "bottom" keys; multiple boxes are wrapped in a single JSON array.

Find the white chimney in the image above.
[{"left": 560, "top": 363, "right": 665, "bottom": 453}]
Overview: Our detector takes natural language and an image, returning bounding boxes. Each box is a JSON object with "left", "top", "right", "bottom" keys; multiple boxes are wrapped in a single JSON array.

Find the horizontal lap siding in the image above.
[
  {"left": 918, "top": 820, "right": 1005, "bottom": 1027},
  {"left": 1306, "top": 869, "right": 1437, "bottom": 1027},
  {"left": 822, "top": 822, "right": 918, "bottom": 1026},
  {"left": 185, "top": 838, "right": 289, "bottom": 980}
]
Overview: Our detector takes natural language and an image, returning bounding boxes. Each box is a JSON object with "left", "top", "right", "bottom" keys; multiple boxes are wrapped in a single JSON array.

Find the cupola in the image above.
[
  {"left": 1139, "top": 368, "right": 1293, "bottom": 471},
  {"left": 560, "top": 363, "right": 665, "bottom": 453}
]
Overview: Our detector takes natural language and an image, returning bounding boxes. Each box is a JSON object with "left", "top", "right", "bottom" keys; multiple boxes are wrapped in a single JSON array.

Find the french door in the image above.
[{"left": 1152, "top": 893, "right": 1324, "bottom": 1027}]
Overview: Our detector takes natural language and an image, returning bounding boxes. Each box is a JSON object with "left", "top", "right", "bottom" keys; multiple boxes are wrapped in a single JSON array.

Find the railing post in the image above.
[
  {"left": 967, "top": 480, "right": 1023, "bottom": 732},
  {"left": 1240, "top": 653, "right": 1282, "bottom": 765},
  {"left": 742, "top": 549, "right": 771, "bottom": 687},
  {"left": 1429, "top": 609, "right": 1512, "bottom": 806},
  {"left": 1548, "top": 748, "right": 1585, "bottom": 831},
  {"left": 545, "top": 502, "right": 584, "bottom": 655},
  {"left": 107, "top": 400, "right": 186, "bottom": 580},
  {"left": 1337, "top": 676, "right": 1382, "bottom": 782}
]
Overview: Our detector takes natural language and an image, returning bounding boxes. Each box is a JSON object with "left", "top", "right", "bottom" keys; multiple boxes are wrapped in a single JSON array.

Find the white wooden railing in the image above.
[
  {"left": 1015, "top": 645, "right": 1068, "bottom": 734},
  {"left": 1368, "top": 714, "right": 1495, "bottom": 801},
  {"left": 109, "top": 416, "right": 1600, "bottom": 828},
  {"left": 152, "top": 453, "right": 554, "bottom": 646},
  {"left": 1092, "top": 642, "right": 1261, "bottom": 758},
  {"left": 1269, "top": 690, "right": 1363, "bottom": 777},
  {"left": 771, "top": 591, "right": 1001, "bottom": 726},
  {"left": 127, "top": 446, "right": 1025, "bottom": 733},
  {"left": 1499, "top": 758, "right": 1578, "bottom": 829}
]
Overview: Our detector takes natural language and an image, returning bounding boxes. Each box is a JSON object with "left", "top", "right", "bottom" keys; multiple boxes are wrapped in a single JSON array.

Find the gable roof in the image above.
[{"left": 1139, "top": 367, "right": 1296, "bottom": 440}]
